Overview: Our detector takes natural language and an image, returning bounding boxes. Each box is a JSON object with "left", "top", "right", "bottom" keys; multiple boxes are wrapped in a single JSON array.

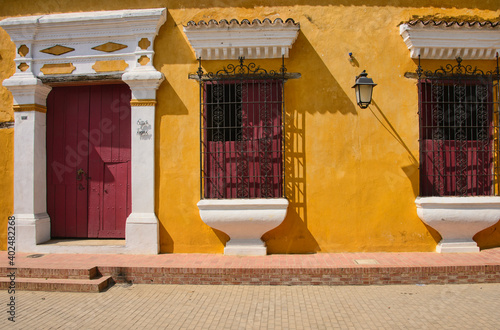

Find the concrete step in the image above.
[
  {"left": 0, "top": 266, "right": 98, "bottom": 280},
  {"left": 0, "top": 275, "right": 113, "bottom": 292}
]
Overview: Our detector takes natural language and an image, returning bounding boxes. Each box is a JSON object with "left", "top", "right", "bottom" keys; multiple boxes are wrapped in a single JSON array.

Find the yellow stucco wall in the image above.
[
  {"left": 0, "top": 23, "right": 15, "bottom": 251},
  {"left": 1, "top": 1, "right": 499, "bottom": 253}
]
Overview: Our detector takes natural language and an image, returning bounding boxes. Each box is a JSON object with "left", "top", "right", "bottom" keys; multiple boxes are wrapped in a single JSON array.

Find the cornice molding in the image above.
[
  {"left": 405, "top": 19, "right": 500, "bottom": 28},
  {"left": 130, "top": 99, "right": 157, "bottom": 107},
  {"left": 0, "top": 8, "right": 167, "bottom": 78},
  {"left": 399, "top": 22, "right": 500, "bottom": 59},
  {"left": 13, "top": 104, "right": 47, "bottom": 113},
  {"left": 183, "top": 18, "right": 300, "bottom": 60}
]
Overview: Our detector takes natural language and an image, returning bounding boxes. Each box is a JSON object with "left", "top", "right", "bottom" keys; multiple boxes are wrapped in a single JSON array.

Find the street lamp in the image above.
[{"left": 352, "top": 70, "right": 377, "bottom": 109}]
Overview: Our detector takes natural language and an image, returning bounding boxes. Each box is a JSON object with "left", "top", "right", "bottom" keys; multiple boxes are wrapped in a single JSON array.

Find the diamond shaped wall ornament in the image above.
[
  {"left": 92, "top": 42, "right": 128, "bottom": 53},
  {"left": 92, "top": 60, "right": 129, "bottom": 72},
  {"left": 18, "top": 63, "right": 29, "bottom": 72},
  {"left": 40, "top": 45, "right": 75, "bottom": 56},
  {"left": 40, "top": 63, "right": 76, "bottom": 75},
  {"left": 18, "top": 45, "right": 29, "bottom": 57},
  {"left": 138, "top": 55, "right": 150, "bottom": 66},
  {"left": 138, "top": 38, "right": 151, "bottom": 50}
]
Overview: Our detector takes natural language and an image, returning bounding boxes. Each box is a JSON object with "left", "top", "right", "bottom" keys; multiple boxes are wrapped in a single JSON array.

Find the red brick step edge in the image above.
[{"left": 98, "top": 265, "right": 500, "bottom": 286}]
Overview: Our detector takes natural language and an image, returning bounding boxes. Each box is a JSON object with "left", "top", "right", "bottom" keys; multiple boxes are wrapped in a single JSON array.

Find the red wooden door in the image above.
[{"left": 47, "top": 84, "right": 131, "bottom": 238}]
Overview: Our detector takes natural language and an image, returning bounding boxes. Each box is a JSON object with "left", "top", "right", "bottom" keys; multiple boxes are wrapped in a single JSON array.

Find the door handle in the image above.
[
  {"left": 77, "top": 169, "right": 85, "bottom": 181},
  {"left": 78, "top": 183, "right": 85, "bottom": 191},
  {"left": 77, "top": 169, "right": 91, "bottom": 181}
]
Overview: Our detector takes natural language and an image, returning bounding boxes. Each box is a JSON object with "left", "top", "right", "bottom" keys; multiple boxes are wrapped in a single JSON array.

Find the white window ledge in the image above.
[
  {"left": 415, "top": 196, "right": 500, "bottom": 252},
  {"left": 197, "top": 199, "right": 289, "bottom": 255},
  {"left": 183, "top": 18, "right": 299, "bottom": 60}
]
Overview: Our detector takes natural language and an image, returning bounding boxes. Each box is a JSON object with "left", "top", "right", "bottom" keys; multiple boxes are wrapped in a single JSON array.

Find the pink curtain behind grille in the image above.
[
  {"left": 204, "top": 80, "right": 283, "bottom": 198},
  {"left": 421, "top": 140, "right": 492, "bottom": 196}
]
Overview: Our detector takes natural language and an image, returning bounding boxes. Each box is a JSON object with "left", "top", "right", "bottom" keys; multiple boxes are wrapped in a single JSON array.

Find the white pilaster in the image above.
[
  {"left": 123, "top": 68, "right": 164, "bottom": 254},
  {"left": 4, "top": 74, "right": 52, "bottom": 251}
]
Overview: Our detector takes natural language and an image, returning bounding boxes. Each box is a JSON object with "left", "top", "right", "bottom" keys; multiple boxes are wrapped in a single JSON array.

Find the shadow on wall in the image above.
[
  {"left": 265, "top": 30, "right": 359, "bottom": 253},
  {"left": 154, "top": 11, "right": 191, "bottom": 116},
  {"left": 369, "top": 100, "right": 419, "bottom": 198},
  {"left": 154, "top": 12, "right": 194, "bottom": 253},
  {"left": 159, "top": 225, "right": 174, "bottom": 252},
  {"left": 0, "top": 129, "right": 13, "bottom": 250},
  {"left": 263, "top": 106, "right": 320, "bottom": 253},
  {"left": 368, "top": 82, "right": 500, "bottom": 249},
  {"left": 290, "top": 31, "right": 357, "bottom": 116},
  {"left": 475, "top": 220, "right": 500, "bottom": 250},
  {"left": 368, "top": 99, "right": 442, "bottom": 245}
]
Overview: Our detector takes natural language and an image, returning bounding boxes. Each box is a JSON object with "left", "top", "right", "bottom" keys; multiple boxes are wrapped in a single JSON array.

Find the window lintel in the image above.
[
  {"left": 183, "top": 18, "right": 300, "bottom": 60},
  {"left": 400, "top": 20, "right": 500, "bottom": 60}
]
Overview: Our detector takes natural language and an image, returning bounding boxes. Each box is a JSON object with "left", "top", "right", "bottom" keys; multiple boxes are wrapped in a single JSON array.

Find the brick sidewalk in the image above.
[
  {"left": 2, "top": 283, "right": 500, "bottom": 329},
  {"left": 1, "top": 248, "right": 500, "bottom": 286},
  {"left": 3, "top": 248, "right": 500, "bottom": 269}
]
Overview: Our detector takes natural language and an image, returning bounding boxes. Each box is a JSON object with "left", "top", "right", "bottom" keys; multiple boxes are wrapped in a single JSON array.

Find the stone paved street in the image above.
[{"left": 2, "top": 283, "right": 500, "bottom": 329}]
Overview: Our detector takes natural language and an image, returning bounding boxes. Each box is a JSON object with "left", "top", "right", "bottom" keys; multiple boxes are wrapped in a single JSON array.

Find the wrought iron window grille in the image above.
[
  {"left": 190, "top": 57, "right": 300, "bottom": 199},
  {"left": 417, "top": 54, "right": 500, "bottom": 197}
]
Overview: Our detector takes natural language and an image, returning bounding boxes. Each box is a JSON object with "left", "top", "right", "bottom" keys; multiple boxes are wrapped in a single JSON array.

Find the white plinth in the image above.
[
  {"left": 224, "top": 239, "right": 267, "bottom": 256},
  {"left": 125, "top": 213, "right": 160, "bottom": 254},
  {"left": 436, "top": 240, "right": 480, "bottom": 253},
  {"left": 15, "top": 213, "right": 51, "bottom": 251},
  {"left": 197, "top": 198, "right": 289, "bottom": 256},
  {"left": 416, "top": 197, "right": 500, "bottom": 253}
]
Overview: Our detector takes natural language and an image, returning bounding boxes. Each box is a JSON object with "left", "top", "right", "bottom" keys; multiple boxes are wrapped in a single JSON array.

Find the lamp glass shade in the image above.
[
  {"left": 352, "top": 70, "right": 376, "bottom": 109},
  {"left": 356, "top": 84, "right": 373, "bottom": 108}
]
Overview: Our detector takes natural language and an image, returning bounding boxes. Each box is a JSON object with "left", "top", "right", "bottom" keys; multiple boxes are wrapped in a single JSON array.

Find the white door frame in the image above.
[{"left": 1, "top": 8, "right": 167, "bottom": 254}]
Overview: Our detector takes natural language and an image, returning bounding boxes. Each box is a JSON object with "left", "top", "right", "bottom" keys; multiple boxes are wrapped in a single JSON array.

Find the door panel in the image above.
[
  {"left": 87, "top": 85, "right": 131, "bottom": 238},
  {"left": 87, "top": 85, "right": 103, "bottom": 238},
  {"left": 47, "top": 86, "right": 90, "bottom": 238},
  {"left": 75, "top": 86, "right": 91, "bottom": 236},
  {"left": 101, "top": 162, "right": 129, "bottom": 237},
  {"left": 47, "top": 84, "right": 131, "bottom": 238}
]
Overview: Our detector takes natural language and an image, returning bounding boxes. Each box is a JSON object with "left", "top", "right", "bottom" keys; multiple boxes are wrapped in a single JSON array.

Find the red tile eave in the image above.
[{"left": 405, "top": 19, "right": 500, "bottom": 28}]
